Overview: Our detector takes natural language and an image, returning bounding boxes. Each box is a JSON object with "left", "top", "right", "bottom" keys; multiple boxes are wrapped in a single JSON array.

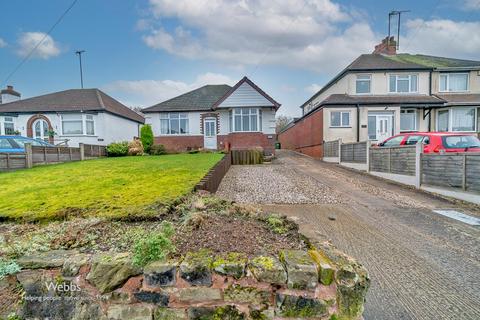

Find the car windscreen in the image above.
[{"left": 442, "top": 135, "right": 480, "bottom": 149}]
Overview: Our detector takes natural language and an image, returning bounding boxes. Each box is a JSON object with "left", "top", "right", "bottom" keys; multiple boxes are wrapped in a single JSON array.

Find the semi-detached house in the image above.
[{"left": 278, "top": 36, "right": 480, "bottom": 158}]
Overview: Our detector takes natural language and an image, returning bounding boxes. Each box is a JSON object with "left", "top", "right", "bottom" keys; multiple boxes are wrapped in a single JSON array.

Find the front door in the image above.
[
  {"left": 376, "top": 115, "right": 392, "bottom": 142},
  {"left": 33, "top": 119, "right": 49, "bottom": 142},
  {"left": 203, "top": 118, "right": 217, "bottom": 150}
]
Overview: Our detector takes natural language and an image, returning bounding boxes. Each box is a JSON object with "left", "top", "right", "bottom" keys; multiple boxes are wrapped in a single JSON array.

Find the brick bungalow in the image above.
[{"left": 142, "top": 77, "right": 280, "bottom": 155}]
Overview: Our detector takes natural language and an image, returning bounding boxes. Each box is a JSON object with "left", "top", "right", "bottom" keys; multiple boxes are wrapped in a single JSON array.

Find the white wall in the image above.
[
  {"left": 8, "top": 112, "right": 140, "bottom": 147},
  {"left": 218, "top": 82, "right": 275, "bottom": 108}
]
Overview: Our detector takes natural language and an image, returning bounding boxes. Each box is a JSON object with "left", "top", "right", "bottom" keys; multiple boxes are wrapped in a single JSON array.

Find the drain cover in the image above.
[{"left": 432, "top": 209, "right": 480, "bottom": 226}]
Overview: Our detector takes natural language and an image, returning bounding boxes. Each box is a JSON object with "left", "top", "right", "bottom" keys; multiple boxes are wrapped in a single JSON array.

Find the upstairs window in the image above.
[
  {"left": 439, "top": 73, "right": 468, "bottom": 92},
  {"left": 330, "top": 111, "right": 350, "bottom": 127},
  {"left": 160, "top": 113, "right": 189, "bottom": 135},
  {"left": 356, "top": 74, "right": 371, "bottom": 94},
  {"left": 389, "top": 74, "right": 418, "bottom": 93}
]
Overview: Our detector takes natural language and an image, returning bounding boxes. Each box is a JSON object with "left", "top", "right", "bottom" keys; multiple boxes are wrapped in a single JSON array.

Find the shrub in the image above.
[
  {"left": 0, "top": 259, "right": 21, "bottom": 279},
  {"left": 128, "top": 139, "right": 144, "bottom": 156},
  {"left": 132, "top": 221, "right": 175, "bottom": 267},
  {"left": 140, "top": 124, "right": 154, "bottom": 154},
  {"left": 150, "top": 144, "right": 167, "bottom": 155},
  {"left": 106, "top": 141, "right": 129, "bottom": 157}
]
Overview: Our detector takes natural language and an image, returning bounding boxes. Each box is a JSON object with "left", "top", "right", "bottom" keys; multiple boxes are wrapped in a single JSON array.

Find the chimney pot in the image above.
[
  {"left": 373, "top": 36, "right": 397, "bottom": 55},
  {"left": 7, "top": 85, "right": 13, "bottom": 90}
]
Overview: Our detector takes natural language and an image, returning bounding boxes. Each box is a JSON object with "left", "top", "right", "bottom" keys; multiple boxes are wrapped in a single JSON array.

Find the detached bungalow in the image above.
[
  {"left": 142, "top": 77, "right": 280, "bottom": 155},
  {"left": 0, "top": 87, "right": 144, "bottom": 146}
]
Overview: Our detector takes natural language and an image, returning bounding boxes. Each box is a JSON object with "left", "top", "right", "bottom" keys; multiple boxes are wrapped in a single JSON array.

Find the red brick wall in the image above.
[
  {"left": 278, "top": 109, "right": 324, "bottom": 158},
  {"left": 218, "top": 132, "right": 275, "bottom": 155},
  {"left": 154, "top": 132, "right": 275, "bottom": 154},
  {"left": 154, "top": 136, "right": 203, "bottom": 153}
]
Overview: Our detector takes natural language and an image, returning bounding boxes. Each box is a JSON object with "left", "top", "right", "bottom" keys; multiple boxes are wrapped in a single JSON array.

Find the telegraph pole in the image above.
[{"left": 75, "top": 50, "right": 85, "bottom": 89}]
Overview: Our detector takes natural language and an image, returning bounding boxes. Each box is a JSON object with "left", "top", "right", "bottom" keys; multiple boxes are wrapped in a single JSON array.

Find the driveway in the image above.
[{"left": 217, "top": 150, "right": 480, "bottom": 320}]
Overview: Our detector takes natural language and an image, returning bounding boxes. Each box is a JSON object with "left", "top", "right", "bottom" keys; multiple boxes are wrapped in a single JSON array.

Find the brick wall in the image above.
[
  {"left": 154, "top": 136, "right": 203, "bottom": 152},
  {"left": 278, "top": 109, "right": 324, "bottom": 158}
]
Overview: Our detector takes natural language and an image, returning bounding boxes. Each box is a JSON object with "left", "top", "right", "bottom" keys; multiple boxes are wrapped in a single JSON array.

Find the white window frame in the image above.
[
  {"left": 439, "top": 73, "right": 469, "bottom": 93},
  {"left": 436, "top": 107, "right": 477, "bottom": 133},
  {"left": 355, "top": 74, "right": 371, "bottom": 94},
  {"left": 389, "top": 74, "right": 418, "bottom": 94},
  {"left": 231, "top": 108, "right": 260, "bottom": 132},
  {"left": 159, "top": 113, "right": 189, "bottom": 135},
  {"left": 61, "top": 114, "right": 96, "bottom": 136},
  {"left": 330, "top": 111, "right": 351, "bottom": 128},
  {"left": 400, "top": 109, "right": 418, "bottom": 132},
  {"left": 2, "top": 116, "right": 16, "bottom": 135}
]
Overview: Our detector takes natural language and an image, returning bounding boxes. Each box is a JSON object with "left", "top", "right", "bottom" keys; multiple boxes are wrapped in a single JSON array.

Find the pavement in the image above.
[{"left": 218, "top": 150, "right": 480, "bottom": 320}]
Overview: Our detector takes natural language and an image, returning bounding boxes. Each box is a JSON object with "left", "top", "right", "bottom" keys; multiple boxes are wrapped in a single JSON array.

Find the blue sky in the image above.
[{"left": 1, "top": 0, "right": 479, "bottom": 117}]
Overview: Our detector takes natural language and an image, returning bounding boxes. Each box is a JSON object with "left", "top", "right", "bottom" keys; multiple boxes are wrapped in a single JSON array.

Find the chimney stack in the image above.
[
  {"left": 0, "top": 85, "right": 21, "bottom": 104},
  {"left": 373, "top": 36, "right": 397, "bottom": 55}
]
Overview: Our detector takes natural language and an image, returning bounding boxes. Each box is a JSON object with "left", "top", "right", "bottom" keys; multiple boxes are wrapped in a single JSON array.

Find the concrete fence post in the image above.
[
  {"left": 79, "top": 143, "right": 85, "bottom": 161},
  {"left": 462, "top": 153, "right": 467, "bottom": 191},
  {"left": 415, "top": 143, "right": 423, "bottom": 189},
  {"left": 338, "top": 139, "right": 342, "bottom": 164},
  {"left": 25, "top": 143, "right": 33, "bottom": 169},
  {"left": 366, "top": 141, "right": 371, "bottom": 173}
]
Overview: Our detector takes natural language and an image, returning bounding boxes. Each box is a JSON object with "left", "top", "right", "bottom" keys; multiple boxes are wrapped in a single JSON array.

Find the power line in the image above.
[{"left": 1, "top": 0, "right": 79, "bottom": 87}]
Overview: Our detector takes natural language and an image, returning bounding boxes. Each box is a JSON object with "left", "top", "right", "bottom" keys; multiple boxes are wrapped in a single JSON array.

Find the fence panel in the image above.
[
  {"left": 466, "top": 155, "right": 480, "bottom": 192},
  {"left": 323, "top": 140, "right": 339, "bottom": 158},
  {"left": 340, "top": 142, "right": 367, "bottom": 163},
  {"left": 0, "top": 153, "right": 27, "bottom": 171},
  {"left": 84, "top": 144, "right": 107, "bottom": 158},
  {"left": 369, "top": 146, "right": 416, "bottom": 176}
]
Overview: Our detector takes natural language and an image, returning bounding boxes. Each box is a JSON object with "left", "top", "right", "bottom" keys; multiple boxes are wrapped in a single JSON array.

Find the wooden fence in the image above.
[
  {"left": 0, "top": 143, "right": 106, "bottom": 171},
  {"left": 421, "top": 153, "right": 480, "bottom": 192},
  {"left": 323, "top": 140, "right": 339, "bottom": 158},
  {"left": 369, "top": 146, "right": 416, "bottom": 176},
  {"left": 231, "top": 149, "right": 263, "bottom": 165},
  {"left": 340, "top": 141, "right": 367, "bottom": 163},
  {"left": 195, "top": 152, "right": 232, "bottom": 193}
]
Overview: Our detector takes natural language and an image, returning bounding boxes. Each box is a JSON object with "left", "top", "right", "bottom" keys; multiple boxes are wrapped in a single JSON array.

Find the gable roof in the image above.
[
  {"left": 0, "top": 89, "right": 144, "bottom": 123},
  {"left": 300, "top": 53, "right": 480, "bottom": 111},
  {"left": 142, "top": 85, "right": 232, "bottom": 113},
  {"left": 213, "top": 77, "right": 281, "bottom": 110}
]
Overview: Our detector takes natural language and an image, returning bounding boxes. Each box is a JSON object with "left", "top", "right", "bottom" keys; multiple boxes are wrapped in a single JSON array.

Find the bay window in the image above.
[
  {"left": 160, "top": 113, "right": 189, "bottom": 134},
  {"left": 330, "top": 111, "right": 350, "bottom": 127},
  {"left": 389, "top": 74, "right": 418, "bottom": 93},
  {"left": 400, "top": 109, "right": 417, "bottom": 131},
  {"left": 356, "top": 74, "right": 371, "bottom": 94},
  {"left": 231, "top": 108, "right": 259, "bottom": 132},
  {"left": 437, "top": 107, "right": 476, "bottom": 132},
  {"left": 61, "top": 114, "right": 95, "bottom": 135},
  {"left": 439, "top": 73, "right": 468, "bottom": 92},
  {"left": 3, "top": 117, "right": 15, "bottom": 135}
]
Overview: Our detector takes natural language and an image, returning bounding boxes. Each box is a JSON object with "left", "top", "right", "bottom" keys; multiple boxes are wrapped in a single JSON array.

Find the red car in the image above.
[{"left": 378, "top": 132, "right": 480, "bottom": 153}]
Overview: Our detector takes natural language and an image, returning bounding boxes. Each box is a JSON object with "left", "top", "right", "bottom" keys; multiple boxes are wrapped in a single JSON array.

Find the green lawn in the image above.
[{"left": 0, "top": 153, "right": 223, "bottom": 221}]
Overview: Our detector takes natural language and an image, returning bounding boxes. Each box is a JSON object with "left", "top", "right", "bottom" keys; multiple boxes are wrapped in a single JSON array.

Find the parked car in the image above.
[
  {"left": 377, "top": 132, "right": 480, "bottom": 153},
  {"left": 0, "top": 136, "right": 54, "bottom": 153}
]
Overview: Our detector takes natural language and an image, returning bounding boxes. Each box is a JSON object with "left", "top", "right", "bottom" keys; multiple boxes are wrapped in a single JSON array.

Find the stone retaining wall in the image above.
[{"left": 2, "top": 245, "right": 369, "bottom": 320}]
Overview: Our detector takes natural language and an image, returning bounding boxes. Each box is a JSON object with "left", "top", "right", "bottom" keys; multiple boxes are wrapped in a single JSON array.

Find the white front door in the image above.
[
  {"left": 33, "top": 119, "right": 49, "bottom": 142},
  {"left": 376, "top": 115, "right": 392, "bottom": 142},
  {"left": 203, "top": 118, "right": 217, "bottom": 150}
]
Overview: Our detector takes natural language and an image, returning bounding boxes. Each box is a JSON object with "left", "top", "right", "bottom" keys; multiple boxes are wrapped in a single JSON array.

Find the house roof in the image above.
[
  {"left": 386, "top": 54, "right": 480, "bottom": 69},
  {"left": 1, "top": 87, "right": 21, "bottom": 97},
  {"left": 213, "top": 77, "right": 281, "bottom": 110},
  {"left": 434, "top": 94, "right": 480, "bottom": 105},
  {"left": 321, "top": 94, "right": 445, "bottom": 105},
  {"left": 0, "top": 89, "right": 145, "bottom": 123},
  {"left": 142, "top": 85, "right": 232, "bottom": 113}
]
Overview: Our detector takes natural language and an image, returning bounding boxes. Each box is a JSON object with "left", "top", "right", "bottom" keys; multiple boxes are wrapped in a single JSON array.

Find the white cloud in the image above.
[
  {"left": 402, "top": 19, "right": 480, "bottom": 59},
  {"left": 141, "top": 0, "right": 377, "bottom": 73},
  {"left": 0, "top": 38, "right": 6, "bottom": 48},
  {"left": 16, "top": 32, "right": 61, "bottom": 59},
  {"left": 102, "top": 72, "right": 236, "bottom": 108},
  {"left": 465, "top": 0, "right": 480, "bottom": 9},
  {"left": 305, "top": 83, "right": 323, "bottom": 94}
]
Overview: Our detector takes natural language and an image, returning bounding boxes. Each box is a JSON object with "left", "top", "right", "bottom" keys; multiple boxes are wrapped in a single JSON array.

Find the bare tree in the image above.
[{"left": 276, "top": 115, "right": 292, "bottom": 133}]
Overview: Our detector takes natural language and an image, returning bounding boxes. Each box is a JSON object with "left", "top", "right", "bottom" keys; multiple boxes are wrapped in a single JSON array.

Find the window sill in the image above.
[
  {"left": 329, "top": 126, "right": 352, "bottom": 128},
  {"left": 230, "top": 131, "right": 262, "bottom": 133},
  {"left": 59, "top": 134, "right": 97, "bottom": 137}
]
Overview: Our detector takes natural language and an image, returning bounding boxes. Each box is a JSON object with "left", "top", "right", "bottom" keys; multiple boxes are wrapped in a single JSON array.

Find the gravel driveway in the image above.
[{"left": 217, "top": 150, "right": 480, "bottom": 320}]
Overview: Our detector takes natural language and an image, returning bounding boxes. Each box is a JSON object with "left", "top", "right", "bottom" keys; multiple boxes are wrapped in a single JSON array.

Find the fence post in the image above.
[
  {"left": 388, "top": 147, "right": 392, "bottom": 173},
  {"left": 338, "top": 139, "right": 342, "bottom": 164},
  {"left": 415, "top": 143, "right": 423, "bottom": 189},
  {"left": 462, "top": 153, "right": 467, "bottom": 191},
  {"left": 79, "top": 143, "right": 85, "bottom": 161},
  {"left": 366, "top": 141, "right": 371, "bottom": 172},
  {"left": 25, "top": 143, "right": 33, "bottom": 168}
]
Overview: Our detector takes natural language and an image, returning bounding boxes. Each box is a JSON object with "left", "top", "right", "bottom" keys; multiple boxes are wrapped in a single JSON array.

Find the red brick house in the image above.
[{"left": 142, "top": 77, "right": 280, "bottom": 155}]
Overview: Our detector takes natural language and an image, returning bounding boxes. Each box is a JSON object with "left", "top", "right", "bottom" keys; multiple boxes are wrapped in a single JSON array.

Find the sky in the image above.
[{"left": 0, "top": 0, "right": 479, "bottom": 118}]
